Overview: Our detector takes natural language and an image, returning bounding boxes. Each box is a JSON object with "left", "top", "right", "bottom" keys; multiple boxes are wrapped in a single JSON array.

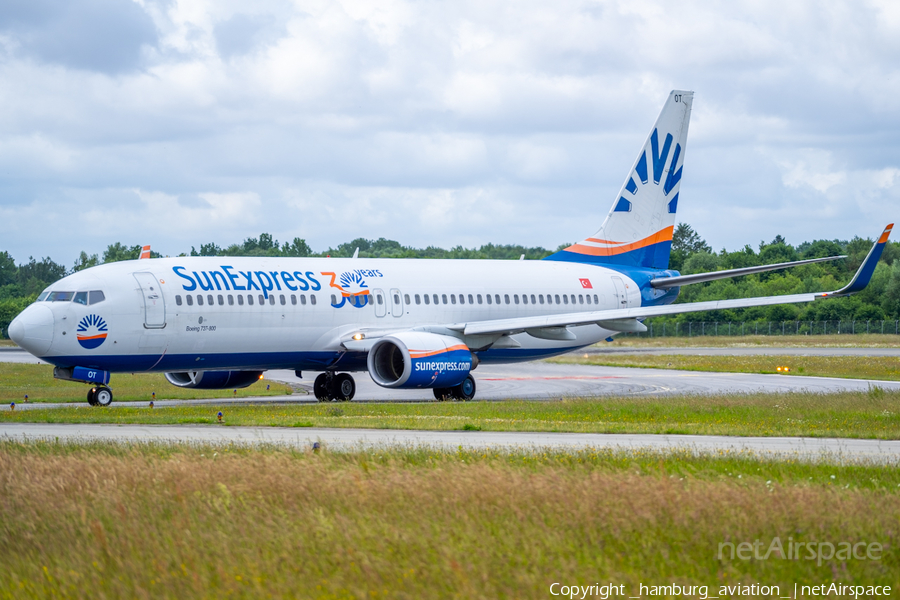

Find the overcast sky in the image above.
[{"left": 1, "top": 0, "right": 899, "bottom": 265}]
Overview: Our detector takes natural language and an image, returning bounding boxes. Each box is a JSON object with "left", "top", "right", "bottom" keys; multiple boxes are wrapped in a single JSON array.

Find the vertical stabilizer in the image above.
[{"left": 546, "top": 90, "right": 693, "bottom": 269}]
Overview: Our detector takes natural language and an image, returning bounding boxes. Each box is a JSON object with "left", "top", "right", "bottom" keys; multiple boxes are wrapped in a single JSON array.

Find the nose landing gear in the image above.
[
  {"left": 313, "top": 372, "right": 356, "bottom": 401},
  {"left": 87, "top": 386, "right": 114, "bottom": 407}
]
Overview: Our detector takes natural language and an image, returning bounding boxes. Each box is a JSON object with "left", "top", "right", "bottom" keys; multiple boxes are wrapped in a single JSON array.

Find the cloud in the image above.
[{"left": 1, "top": 0, "right": 900, "bottom": 264}]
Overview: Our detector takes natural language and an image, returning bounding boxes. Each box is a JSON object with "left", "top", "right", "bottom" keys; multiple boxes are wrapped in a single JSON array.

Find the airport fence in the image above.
[{"left": 624, "top": 320, "right": 900, "bottom": 338}]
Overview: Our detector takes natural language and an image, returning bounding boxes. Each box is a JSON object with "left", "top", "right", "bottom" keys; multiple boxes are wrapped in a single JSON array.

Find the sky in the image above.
[{"left": 1, "top": 0, "right": 899, "bottom": 266}]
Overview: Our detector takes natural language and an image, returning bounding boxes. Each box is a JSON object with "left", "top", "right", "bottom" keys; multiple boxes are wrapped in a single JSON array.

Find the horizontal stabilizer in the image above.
[{"left": 650, "top": 255, "right": 846, "bottom": 289}]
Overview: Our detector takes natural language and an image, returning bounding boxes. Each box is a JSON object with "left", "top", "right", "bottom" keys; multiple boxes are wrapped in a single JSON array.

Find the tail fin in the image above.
[{"left": 546, "top": 90, "right": 693, "bottom": 269}]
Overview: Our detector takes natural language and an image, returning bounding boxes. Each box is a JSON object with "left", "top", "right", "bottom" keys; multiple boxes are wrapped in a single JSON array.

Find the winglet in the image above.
[{"left": 820, "top": 224, "right": 893, "bottom": 297}]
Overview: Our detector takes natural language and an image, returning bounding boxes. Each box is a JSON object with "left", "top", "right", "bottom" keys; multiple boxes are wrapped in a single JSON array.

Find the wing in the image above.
[{"left": 461, "top": 223, "right": 893, "bottom": 337}]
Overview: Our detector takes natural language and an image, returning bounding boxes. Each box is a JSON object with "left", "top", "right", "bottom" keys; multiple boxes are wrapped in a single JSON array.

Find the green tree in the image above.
[
  {"left": 0, "top": 251, "right": 16, "bottom": 286},
  {"left": 670, "top": 223, "right": 711, "bottom": 271},
  {"left": 103, "top": 243, "right": 142, "bottom": 263},
  {"left": 73, "top": 251, "right": 100, "bottom": 272},
  {"left": 282, "top": 238, "right": 313, "bottom": 257}
]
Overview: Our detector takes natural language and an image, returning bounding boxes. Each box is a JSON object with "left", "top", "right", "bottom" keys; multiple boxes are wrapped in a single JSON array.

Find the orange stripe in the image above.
[
  {"left": 878, "top": 224, "right": 894, "bottom": 244},
  {"left": 567, "top": 226, "right": 674, "bottom": 257},
  {"left": 584, "top": 237, "right": 624, "bottom": 244},
  {"left": 76, "top": 333, "right": 107, "bottom": 341},
  {"left": 409, "top": 344, "right": 469, "bottom": 359}
]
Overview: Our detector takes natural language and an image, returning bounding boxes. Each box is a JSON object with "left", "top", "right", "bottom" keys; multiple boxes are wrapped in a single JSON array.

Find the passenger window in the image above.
[
  {"left": 280, "top": 294, "right": 286, "bottom": 306},
  {"left": 468, "top": 294, "right": 474, "bottom": 304},
  {"left": 486, "top": 294, "right": 491, "bottom": 305},
  {"left": 197, "top": 295, "right": 204, "bottom": 306},
  {"left": 458, "top": 294, "right": 464, "bottom": 305},
  {"left": 300, "top": 294, "right": 307, "bottom": 305},
  {"left": 73, "top": 292, "right": 88, "bottom": 305},
  {"left": 310, "top": 295, "right": 317, "bottom": 305},
  {"left": 187, "top": 295, "right": 194, "bottom": 306},
  {"left": 514, "top": 294, "right": 520, "bottom": 304},
  {"left": 218, "top": 295, "right": 224, "bottom": 306},
  {"left": 571, "top": 294, "right": 576, "bottom": 304},
  {"left": 594, "top": 294, "right": 599, "bottom": 304},
  {"left": 495, "top": 294, "right": 501, "bottom": 304},
  {"left": 424, "top": 294, "right": 430, "bottom": 305},
  {"left": 268, "top": 295, "right": 275, "bottom": 305},
  {"left": 563, "top": 295, "right": 568, "bottom": 304},
  {"left": 522, "top": 294, "right": 528, "bottom": 305},
  {"left": 228, "top": 295, "right": 234, "bottom": 306},
  {"left": 404, "top": 294, "right": 410, "bottom": 304},
  {"left": 89, "top": 290, "right": 105, "bottom": 305},
  {"left": 586, "top": 295, "right": 591, "bottom": 305},
  {"left": 451, "top": 294, "right": 456, "bottom": 304},
  {"left": 258, "top": 294, "right": 264, "bottom": 305},
  {"left": 237, "top": 295, "right": 244, "bottom": 306},
  {"left": 331, "top": 294, "right": 337, "bottom": 305},
  {"left": 175, "top": 295, "right": 183, "bottom": 306},
  {"left": 207, "top": 295, "right": 213, "bottom": 305},
  {"left": 555, "top": 294, "right": 561, "bottom": 304},
  {"left": 579, "top": 294, "right": 584, "bottom": 304},
  {"left": 248, "top": 295, "right": 254, "bottom": 306},
  {"left": 394, "top": 293, "right": 400, "bottom": 304},
  {"left": 376, "top": 294, "right": 383, "bottom": 305},
  {"left": 504, "top": 294, "right": 509, "bottom": 304},
  {"left": 442, "top": 294, "right": 448, "bottom": 304},
  {"left": 433, "top": 294, "right": 439, "bottom": 304},
  {"left": 415, "top": 294, "right": 421, "bottom": 305},
  {"left": 291, "top": 295, "right": 297, "bottom": 305},
  {"left": 539, "top": 294, "right": 544, "bottom": 304},
  {"left": 477, "top": 294, "right": 482, "bottom": 304}
]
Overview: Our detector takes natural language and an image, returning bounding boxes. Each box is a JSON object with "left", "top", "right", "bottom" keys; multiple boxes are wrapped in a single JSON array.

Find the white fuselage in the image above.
[{"left": 12, "top": 257, "right": 645, "bottom": 374}]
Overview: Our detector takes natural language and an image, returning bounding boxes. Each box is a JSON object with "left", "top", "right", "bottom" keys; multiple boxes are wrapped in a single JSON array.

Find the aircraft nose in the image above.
[{"left": 8, "top": 304, "right": 54, "bottom": 356}]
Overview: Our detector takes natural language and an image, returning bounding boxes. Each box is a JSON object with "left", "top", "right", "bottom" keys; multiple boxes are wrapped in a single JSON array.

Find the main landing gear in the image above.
[
  {"left": 87, "top": 386, "right": 114, "bottom": 407},
  {"left": 433, "top": 375, "right": 477, "bottom": 401},
  {"left": 314, "top": 372, "right": 356, "bottom": 402}
]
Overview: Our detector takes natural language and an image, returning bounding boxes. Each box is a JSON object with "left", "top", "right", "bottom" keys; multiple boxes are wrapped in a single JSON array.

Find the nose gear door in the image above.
[{"left": 133, "top": 272, "right": 166, "bottom": 328}]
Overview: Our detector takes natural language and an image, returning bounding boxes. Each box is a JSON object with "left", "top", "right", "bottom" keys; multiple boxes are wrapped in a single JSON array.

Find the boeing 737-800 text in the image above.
[{"left": 8, "top": 91, "right": 893, "bottom": 404}]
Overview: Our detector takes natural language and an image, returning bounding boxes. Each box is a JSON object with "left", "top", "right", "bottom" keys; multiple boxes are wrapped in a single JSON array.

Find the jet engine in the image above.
[
  {"left": 165, "top": 370, "right": 263, "bottom": 389},
  {"left": 367, "top": 332, "right": 473, "bottom": 389}
]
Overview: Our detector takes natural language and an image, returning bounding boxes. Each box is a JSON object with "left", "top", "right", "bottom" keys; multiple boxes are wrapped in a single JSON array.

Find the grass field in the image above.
[
  {"left": 0, "top": 441, "right": 896, "bottom": 598},
  {"left": 605, "top": 334, "right": 900, "bottom": 347},
  {"left": 4, "top": 389, "right": 900, "bottom": 438},
  {"left": 0, "top": 364, "right": 293, "bottom": 403},
  {"left": 553, "top": 354, "right": 900, "bottom": 381}
]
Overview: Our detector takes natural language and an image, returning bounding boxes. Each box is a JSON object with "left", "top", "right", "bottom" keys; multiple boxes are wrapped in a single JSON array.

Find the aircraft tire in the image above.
[
  {"left": 313, "top": 374, "right": 329, "bottom": 401},
  {"left": 87, "top": 387, "right": 98, "bottom": 406},
  {"left": 433, "top": 388, "right": 451, "bottom": 401},
  {"left": 334, "top": 373, "right": 355, "bottom": 401},
  {"left": 94, "top": 386, "right": 114, "bottom": 407},
  {"left": 452, "top": 376, "right": 476, "bottom": 401}
]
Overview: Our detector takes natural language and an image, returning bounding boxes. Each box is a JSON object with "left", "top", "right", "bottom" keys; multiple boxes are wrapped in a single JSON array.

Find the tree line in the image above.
[{"left": 2, "top": 227, "right": 899, "bottom": 338}]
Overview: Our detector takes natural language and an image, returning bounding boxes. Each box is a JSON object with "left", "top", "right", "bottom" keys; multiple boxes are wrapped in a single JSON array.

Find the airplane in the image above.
[{"left": 8, "top": 90, "right": 894, "bottom": 406}]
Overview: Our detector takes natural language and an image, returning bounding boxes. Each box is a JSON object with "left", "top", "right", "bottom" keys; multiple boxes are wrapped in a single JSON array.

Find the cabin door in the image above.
[{"left": 133, "top": 272, "right": 166, "bottom": 328}]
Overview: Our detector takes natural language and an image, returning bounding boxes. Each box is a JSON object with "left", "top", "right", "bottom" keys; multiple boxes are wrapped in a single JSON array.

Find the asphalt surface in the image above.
[
  {"left": 2, "top": 347, "right": 900, "bottom": 408},
  {"left": 588, "top": 346, "right": 900, "bottom": 357},
  {"left": 1, "top": 422, "right": 896, "bottom": 463}
]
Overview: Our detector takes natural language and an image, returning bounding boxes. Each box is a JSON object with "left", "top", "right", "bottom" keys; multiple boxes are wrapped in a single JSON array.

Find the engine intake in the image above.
[
  {"left": 368, "top": 332, "right": 472, "bottom": 389},
  {"left": 165, "top": 370, "right": 263, "bottom": 389}
]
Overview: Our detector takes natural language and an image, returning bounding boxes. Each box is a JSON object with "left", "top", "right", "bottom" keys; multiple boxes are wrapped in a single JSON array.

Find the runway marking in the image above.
[{"left": 480, "top": 376, "right": 623, "bottom": 381}]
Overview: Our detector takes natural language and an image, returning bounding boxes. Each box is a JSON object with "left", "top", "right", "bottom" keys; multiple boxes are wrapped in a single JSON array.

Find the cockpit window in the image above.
[
  {"left": 73, "top": 292, "right": 88, "bottom": 305},
  {"left": 36, "top": 292, "right": 49, "bottom": 302},
  {"left": 47, "top": 291, "right": 75, "bottom": 302},
  {"left": 89, "top": 290, "right": 105, "bottom": 305}
]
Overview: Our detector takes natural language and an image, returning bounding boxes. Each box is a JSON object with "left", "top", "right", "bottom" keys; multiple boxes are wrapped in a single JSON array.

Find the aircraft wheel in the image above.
[
  {"left": 313, "top": 374, "right": 329, "bottom": 401},
  {"left": 87, "top": 387, "right": 98, "bottom": 406},
  {"left": 333, "top": 373, "right": 355, "bottom": 401},
  {"left": 452, "top": 376, "right": 476, "bottom": 401},
  {"left": 433, "top": 388, "right": 451, "bottom": 401},
  {"left": 94, "top": 386, "right": 114, "bottom": 407}
]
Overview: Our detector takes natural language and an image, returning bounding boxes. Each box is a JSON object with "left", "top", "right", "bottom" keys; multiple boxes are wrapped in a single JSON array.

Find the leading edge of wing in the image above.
[{"left": 462, "top": 224, "right": 893, "bottom": 337}]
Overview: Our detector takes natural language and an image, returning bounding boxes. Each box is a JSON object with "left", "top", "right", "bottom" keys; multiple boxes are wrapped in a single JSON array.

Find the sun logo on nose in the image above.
[{"left": 77, "top": 314, "right": 108, "bottom": 349}]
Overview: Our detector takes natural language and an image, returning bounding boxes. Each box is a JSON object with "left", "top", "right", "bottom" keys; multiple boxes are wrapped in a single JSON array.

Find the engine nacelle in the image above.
[
  {"left": 368, "top": 332, "right": 473, "bottom": 389},
  {"left": 165, "top": 370, "right": 263, "bottom": 389}
]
